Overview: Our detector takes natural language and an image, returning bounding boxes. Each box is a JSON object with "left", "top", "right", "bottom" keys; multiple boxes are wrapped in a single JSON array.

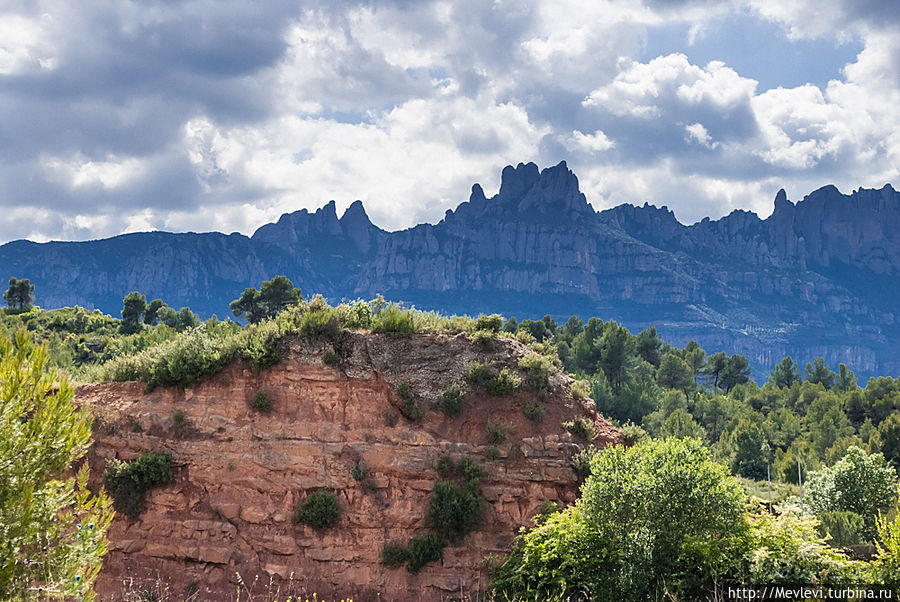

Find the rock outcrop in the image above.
[
  {"left": 2, "top": 163, "right": 898, "bottom": 377},
  {"left": 80, "top": 331, "right": 620, "bottom": 601}
]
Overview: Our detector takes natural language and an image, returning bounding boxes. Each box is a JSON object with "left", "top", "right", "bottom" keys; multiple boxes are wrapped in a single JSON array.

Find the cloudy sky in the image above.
[{"left": 1, "top": 0, "right": 897, "bottom": 244}]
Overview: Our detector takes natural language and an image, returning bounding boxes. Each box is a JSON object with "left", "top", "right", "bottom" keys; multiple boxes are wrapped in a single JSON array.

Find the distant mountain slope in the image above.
[{"left": 1, "top": 162, "right": 898, "bottom": 377}]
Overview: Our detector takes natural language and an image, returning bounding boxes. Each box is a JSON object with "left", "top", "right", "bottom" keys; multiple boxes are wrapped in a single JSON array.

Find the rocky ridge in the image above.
[
  {"left": 80, "top": 331, "right": 620, "bottom": 601},
  {"left": 2, "top": 162, "right": 898, "bottom": 377}
]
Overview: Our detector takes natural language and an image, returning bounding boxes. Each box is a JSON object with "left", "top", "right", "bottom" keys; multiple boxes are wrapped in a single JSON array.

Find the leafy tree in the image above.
[
  {"left": 702, "top": 351, "right": 728, "bottom": 391},
  {"left": 682, "top": 340, "right": 706, "bottom": 379},
  {"left": 174, "top": 307, "right": 199, "bottom": 332},
  {"left": 806, "top": 446, "right": 898, "bottom": 538},
  {"left": 0, "top": 330, "right": 114, "bottom": 599},
  {"left": 656, "top": 353, "right": 694, "bottom": 395},
  {"left": 3, "top": 277, "right": 35, "bottom": 311},
  {"left": 836, "top": 363, "right": 857, "bottom": 392},
  {"left": 494, "top": 438, "right": 747, "bottom": 601},
  {"left": 805, "top": 357, "right": 836, "bottom": 389},
  {"left": 143, "top": 299, "right": 165, "bottom": 325},
  {"left": 600, "top": 321, "right": 632, "bottom": 395},
  {"left": 230, "top": 276, "right": 302, "bottom": 324},
  {"left": 120, "top": 291, "right": 147, "bottom": 334},
  {"left": 877, "top": 414, "right": 900, "bottom": 471},
  {"left": 770, "top": 356, "right": 801, "bottom": 389},
  {"left": 720, "top": 354, "right": 751, "bottom": 393},
  {"left": 728, "top": 418, "right": 768, "bottom": 480},
  {"left": 636, "top": 326, "right": 661, "bottom": 368}
]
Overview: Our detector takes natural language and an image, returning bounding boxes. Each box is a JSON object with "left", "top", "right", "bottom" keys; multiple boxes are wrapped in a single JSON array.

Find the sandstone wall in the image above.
[{"left": 80, "top": 332, "right": 621, "bottom": 601}]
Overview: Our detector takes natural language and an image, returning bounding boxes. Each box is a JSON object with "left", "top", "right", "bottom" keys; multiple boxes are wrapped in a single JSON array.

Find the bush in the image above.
[
  {"left": 489, "top": 368, "right": 520, "bottom": 396},
  {"left": 322, "top": 349, "right": 339, "bottom": 366},
  {"left": 426, "top": 481, "right": 482, "bottom": 544},
  {"left": 299, "top": 308, "right": 342, "bottom": 342},
  {"left": 519, "top": 354, "right": 550, "bottom": 392},
  {"left": 436, "top": 454, "right": 456, "bottom": 477},
  {"left": 496, "top": 438, "right": 751, "bottom": 601},
  {"left": 373, "top": 303, "right": 417, "bottom": 334},
  {"left": 383, "top": 409, "right": 399, "bottom": 427},
  {"left": 251, "top": 390, "right": 271, "bottom": 413},
  {"left": 406, "top": 533, "right": 445, "bottom": 574},
  {"left": 570, "top": 379, "right": 590, "bottom": 401},
  {"left": 381, "top": 541, "right": 409, "bottom": 568},
  {"left": 292, "top": 490, "right": 340, "bottom": 530},
  {"left": 470, "top": 329, "right": 495, "bottom": 351},
  {"left": 817, "top": 510, "right": 867, "bottom": 546},
  {"left": 172, "top": 409, "right": 187, "bottom": 435},
  {"left": 395, "top": 381, "right": 422, "bottom": 421},
  {"left": 571, "top": 446, "right": 596, "bottom": 482},
  {"left": 103, "top": 451, "right": 173, "bottom": 518},
  {"left": 474, "top": 314, "right": 504, "bottom": 333},
  {"left": 620, "top": 421, "right": 649, "bottom": 445},
  {"left": 465, "top": 361, "right": 495, "bottom": 389},
  {"left": 439, "top": 383, "right": 464, "bottom": 416},
  {"left": 486, "top": 422, "right": 508, "bottom": 445},
  {"left": 523, "top": 401, "right": 544, "bottom": 423},
  {"left": 563, "top": 417, "right": 598, "bottom": 442}
]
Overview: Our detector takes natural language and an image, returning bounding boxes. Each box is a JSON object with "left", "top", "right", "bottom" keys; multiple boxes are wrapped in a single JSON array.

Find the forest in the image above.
[{"left": 2, "top": 276, "right": 899, "bottom": 600}]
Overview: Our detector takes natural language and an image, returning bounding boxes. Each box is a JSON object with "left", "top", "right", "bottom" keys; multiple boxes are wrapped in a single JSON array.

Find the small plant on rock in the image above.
[
  {"left": 523, "top": 401, "right": 545, "bottom": 423},
  {"left": 563, "top": 417, "right": 597, "bottom": 443},
  {"left": 405, "top": 533, "right": 444, "bottom": 574},
  {"left": 570, "top": 379, "right": 591, "bottom": 401},
  {"left": 474, "top": 314, "right": 504, "bottom": 333},
  {"left": 490, "top": 368, "right": 520, "bottom": 396},
  {"left": 322, "top": 349, "right": 339, "bottom": 366},
  {"left": 470, "top": 329, "right": 495, "bottom": 351},
  {"left": 251, "top": 390, "right": 272, "bottom": 413},
  {"left": 381, "top": 541, "right": 409, "bottom": 568},
  {"left": 103, "top": 451, "right": 174, "bottom": 518},
  {"left": 439, "top": 383, "right": 465, "bottom": 417},
  {"left": 292, "top": 490, "right": 340, "bottom": 530},
  {"left": 486, "top": 422, "right": 508, "bottom": 446},
  {"left": 395, "top": 381, "right": 422, "bottom": 421}
]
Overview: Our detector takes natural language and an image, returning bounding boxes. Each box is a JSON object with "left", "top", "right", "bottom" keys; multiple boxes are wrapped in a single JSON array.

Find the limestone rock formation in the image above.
[
  {"left": 2, "top": 164, "right": 898, "bottom": 377},
  {"left": 80, "top": 332, "right": 620, "bottom": 601}
]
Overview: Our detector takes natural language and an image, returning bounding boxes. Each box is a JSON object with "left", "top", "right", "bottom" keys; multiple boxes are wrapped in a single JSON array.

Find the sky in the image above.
[{"left": 0, "top": 0, "right": 897, "bottom": 244}]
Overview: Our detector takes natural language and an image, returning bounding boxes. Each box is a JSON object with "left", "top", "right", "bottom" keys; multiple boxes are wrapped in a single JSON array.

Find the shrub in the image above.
[
  {"left": 395, "top": 381, "right": 422, "bottom": 421},
  {"left": 426, "top": 481, "right": 482, "bottom": 544},
  {"left": 103, "top": 451, "right": 173, "bottom": 518},
  {"left": 373, "top": 303, "right": 417, "bottom": 334},
  {"left": 299, "top": 308, "right": 342, "bottom": 342},
  {"left": 571, "top": 446, "right": 596, "bottom": 482},
  {"left": 436, "top": 454, "right": 456, "bottom": 477},
  {"left": 519, "top": 354, "right": 550, "bottom": 392},
  {"left": 523, "top": 401, "right": 544, "bottom": 423},
  {"left": 486, "top": 422, "right": 508, "bottom": 445},
  {"left": 563, "top": 417, "right": 597, "bottom": 442},
  {"left": 439, "top": 383, "right": 464, "bottom": 417},
  {"left": 470, "top": 329, "right": 495, "bottom": 351},
  {"left": 293, "top": 490, "right": 340, "bottom": 530},
  {"left": 474, "top": 314, "right": 504, "bottom": 333},
  {"left": 490, "top": 368, "right": 520, "bottom": 396},
  {"left": 351, "top": 456, "right": 367, "bottom": 481},
  {"left": 381, "top": 541, "right": 409, "bottom": 568},
  {"left": 323, "top": 349, "right": 339, "bottom": 366},
  {"left": 817, "top": 510, "right": 867, "bottom": 546},
  {"left": 485, "top": 445, "right": 500, "bottom": 461},
  {"left": 172, "top": 409, "right": 187, "bottom": 436},
  {"left": 456, "top": 457, "right": 485, "bottom": 486},
  {"left": 406, "top": 533, "right": 445, "bottom": 574},
  {"left": 251, "top": 390, "right": 271, "bottom": 413},
  {"left": 466, "top": 361, "right": 495, "bottom": 389},
  {"left": 620, "top": 421, "right": 649, "bottom": 445},
  {"left": 383, "top": 409, "right": 399, "bottom": 427},
  {"left": 570, "top": 379, "right": 590, "bottom": 401}
]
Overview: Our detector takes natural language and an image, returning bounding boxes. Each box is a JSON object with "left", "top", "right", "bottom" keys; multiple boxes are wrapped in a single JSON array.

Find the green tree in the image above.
[
  {"left": 805, "top": 357, "right": 836, "bottom": 389},
  {"left": 728, "top": 418, "right": 768, "bottom": 480},
  {"left": 702, "top": 351, "right": 728, "bottom": 391},
  {"left": 494, "top": 438, "right": 748, "bottom": 601},
  {"left": 656, "top": 353, "right": 694, "bottom": 395},
  {"left": 143, "top": 299, "right": 165, "bottom": 325},
  {"left": 120, "top": 291, "right": 147, "bottom": 334},
  {"left": 806, "top": 446, "right": 898, "bottom": 538},
  {"left": 0, "top": 330, "right": 114, "bottom": 600},
  {"left": 770, "top": 356, "right": 801, "bottom": 389},
  {"left": 720, "top": 354, "right": 751, "bottom": 393},
  {"left": 230, "top": 276, "right": 302, "bottom": 324},
  {"left": 174, "top": 307, "right": 199, "bottom": 332},
  {"left": 3, "top": 278, "right": 35, "bottom": 311},
  {"left": 636, "top": 327, "right": 661, "bottom": 368},
  {"left": 835, "top": 363, "right": 857, "bottom": 392},
  {"left": 600, "top": 321, "right": 632, "bottom": 395},
  {"left": 877, "top": 414, "right": 900, "bottom": 471}
]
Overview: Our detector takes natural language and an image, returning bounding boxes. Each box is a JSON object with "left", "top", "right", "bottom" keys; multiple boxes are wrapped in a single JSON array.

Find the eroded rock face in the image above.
[{"left": 81, "top": 332, "right": 621, "bottom": 602}]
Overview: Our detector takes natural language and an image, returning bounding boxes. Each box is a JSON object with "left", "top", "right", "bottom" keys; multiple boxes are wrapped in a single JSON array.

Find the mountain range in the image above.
[{"left": 2, "top": 161, "right": 898, "bottom": 378}]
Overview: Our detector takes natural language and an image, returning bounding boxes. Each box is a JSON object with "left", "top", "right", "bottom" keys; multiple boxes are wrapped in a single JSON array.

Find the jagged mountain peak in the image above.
[{"left": 453, "top": 160, "right": 592, "bottom": 223}]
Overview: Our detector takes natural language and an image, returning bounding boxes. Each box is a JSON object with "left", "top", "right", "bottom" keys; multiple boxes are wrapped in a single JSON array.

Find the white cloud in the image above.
[
  {"left": 43, "top": 154, "right": 147, "bottom": 190},
  {"left": 563, "top": 130, "right": 614, "bottom": 154},
  {"left": 0, "top": 12, "right": 57, "bottom": 74},
  {"left": 684, "top": 123, "right": 717, "bottom": 149}
]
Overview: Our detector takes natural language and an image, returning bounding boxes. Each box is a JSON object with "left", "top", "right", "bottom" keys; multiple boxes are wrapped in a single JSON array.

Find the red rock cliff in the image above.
[{"left": 79, "top": 331, "right": 622, "bottom": 601}]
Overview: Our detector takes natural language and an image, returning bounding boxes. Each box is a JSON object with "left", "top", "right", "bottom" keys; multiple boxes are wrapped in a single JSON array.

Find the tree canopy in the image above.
[
  {"left": 230, "top": 276, "right": 302, "bottom": 324},
  {"left": 3, "top": 278, "right": 35, "bottom": 311},
  {"left": 0, "top": 330, "right": 114, "bottom": 600}
]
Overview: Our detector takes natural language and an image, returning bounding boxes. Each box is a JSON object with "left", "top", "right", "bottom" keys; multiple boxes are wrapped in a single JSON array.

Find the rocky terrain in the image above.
[
  {"left": 3, "top": 162, "right": 898, "bottom": 377},
  {"left": 79, "top": 331, "right": 620, "bottom": 601}
]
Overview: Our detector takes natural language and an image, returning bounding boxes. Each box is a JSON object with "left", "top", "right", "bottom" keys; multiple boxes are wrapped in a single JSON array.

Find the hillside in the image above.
[
  {"left": 78, "top": 329, "right": 620, "bottom": 601},
  {"left": 2, "top": 162, "right": 898, "bottom": 378}
]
